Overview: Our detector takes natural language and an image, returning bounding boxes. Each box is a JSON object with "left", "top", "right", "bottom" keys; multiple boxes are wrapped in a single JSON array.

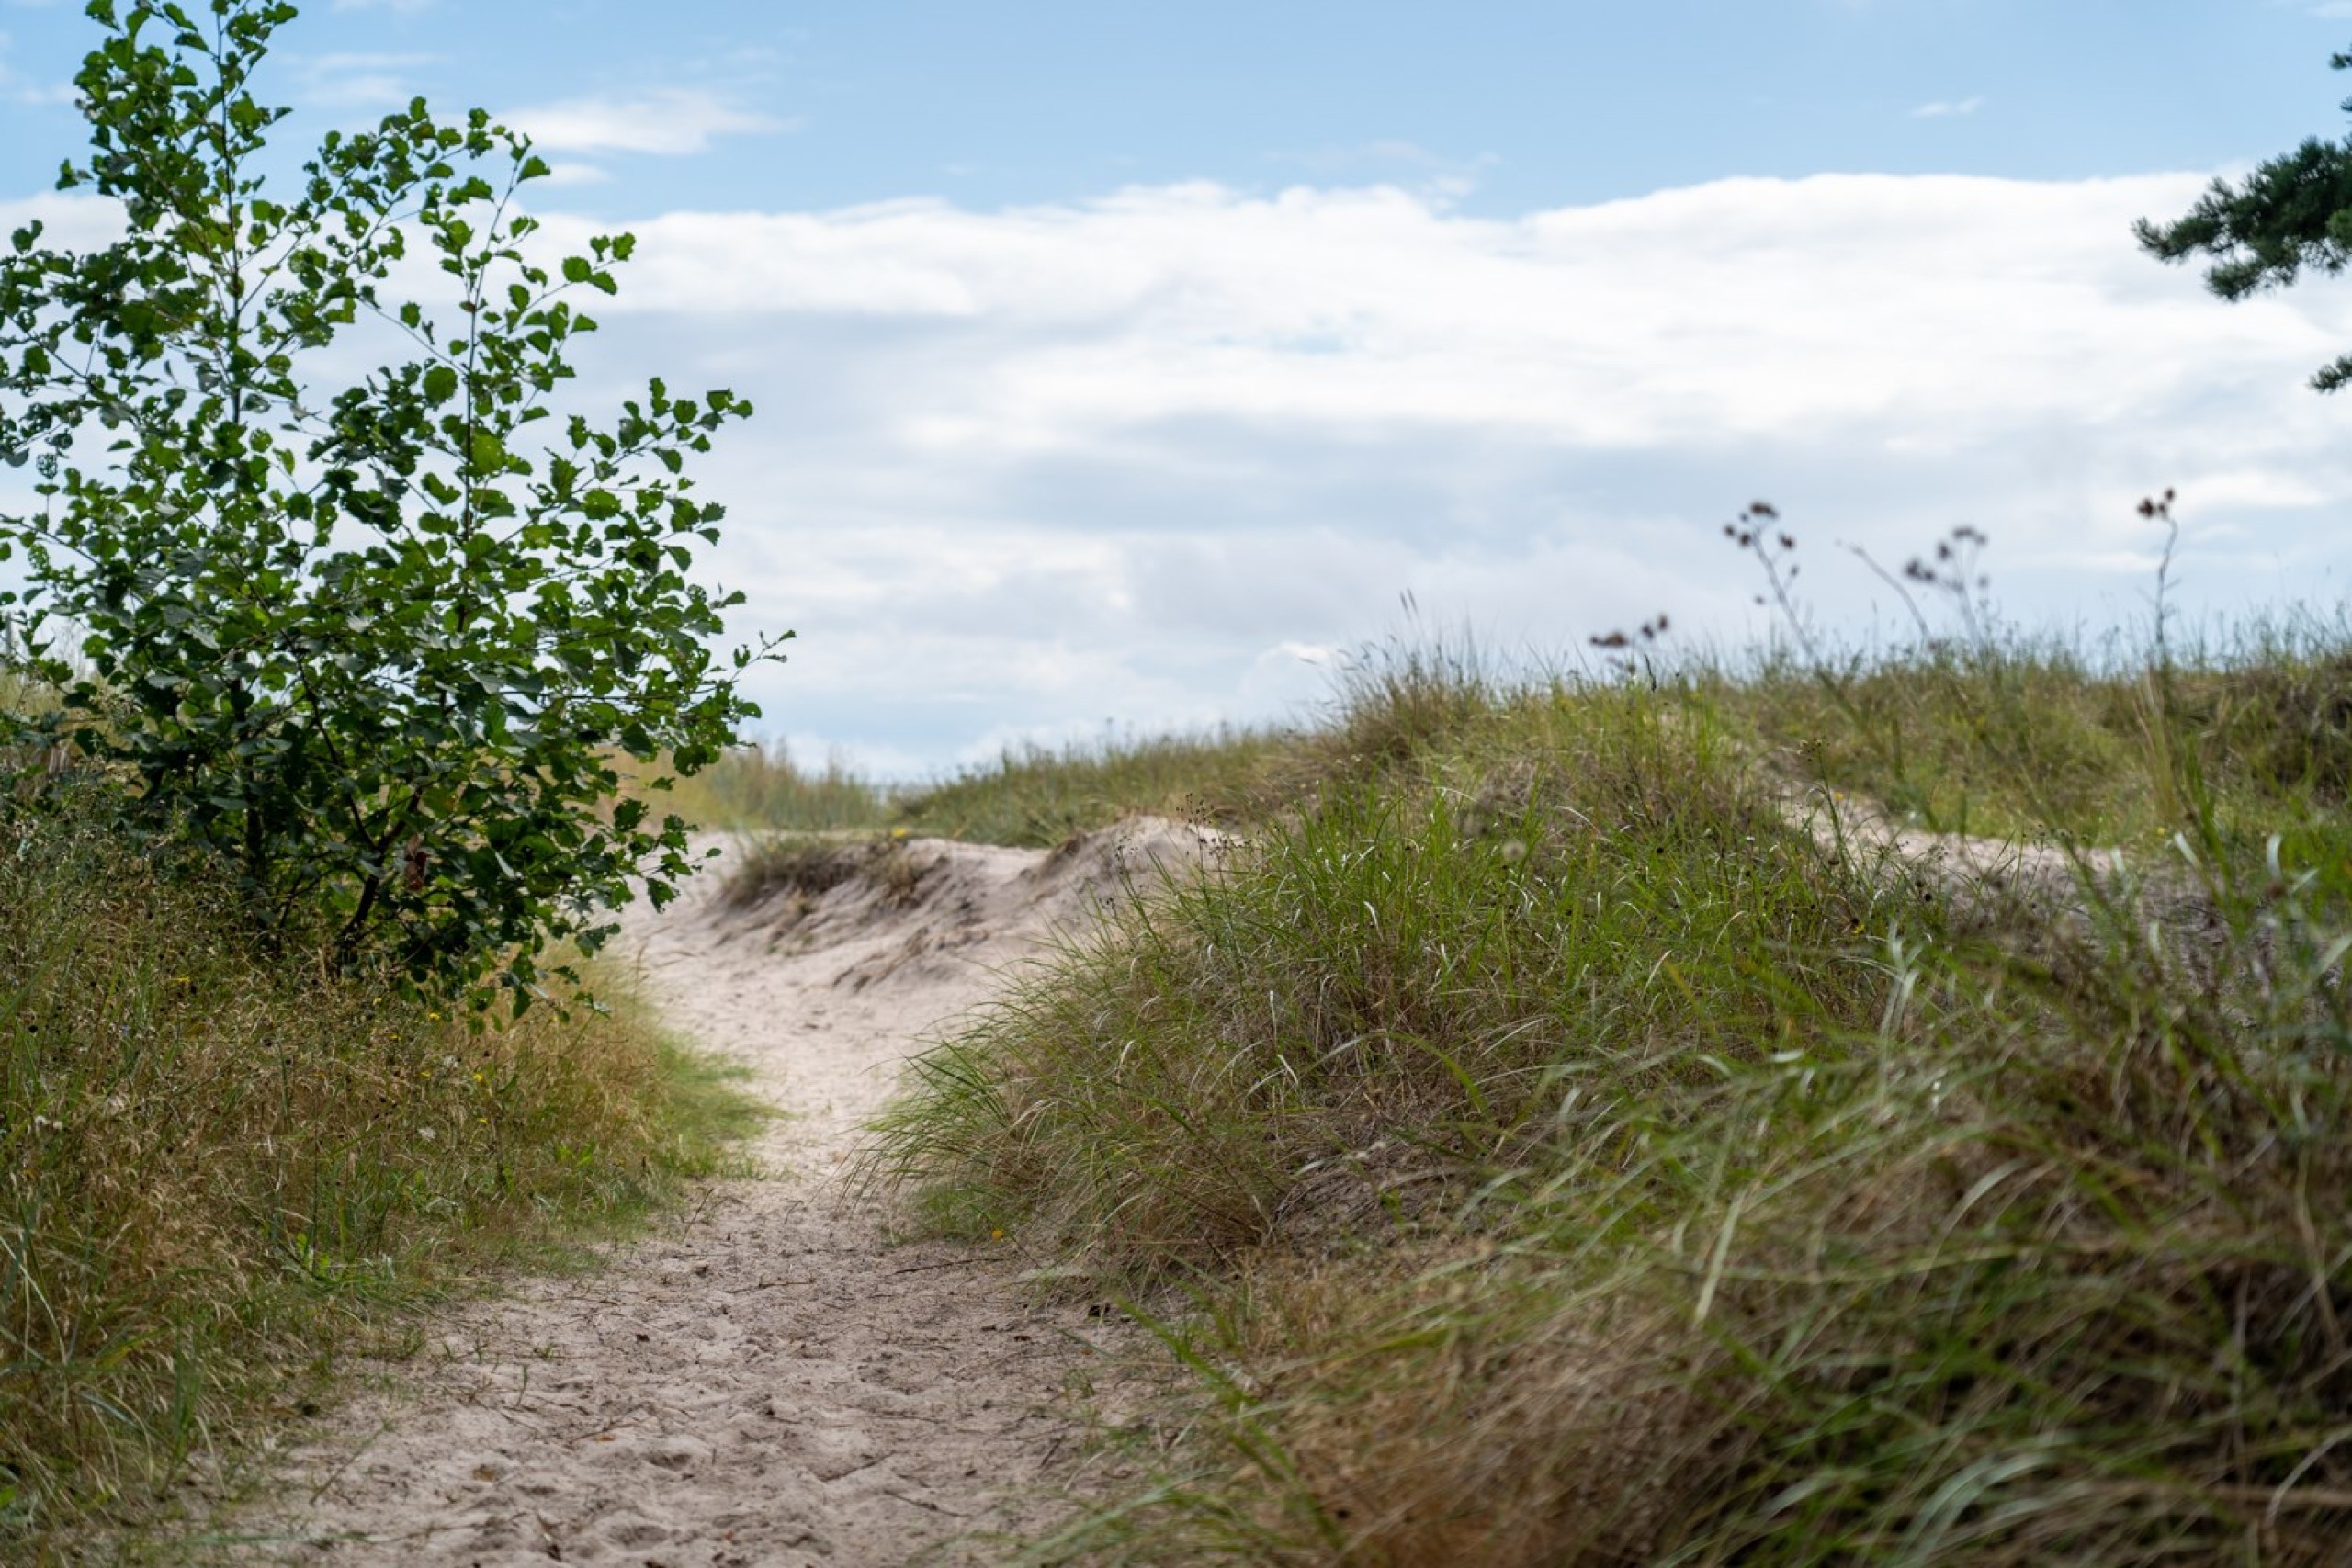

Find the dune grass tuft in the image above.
[
  {"left": 0, "top": 788, "right": 758, "bottom": 1558},
  {"left": 869, "top": 682, "right": 1923, "bottom": 1276},
  {"left": 892, "top": 728, "right": 1299, "bottom": 848},
  {"left": 872, "top": 621, "right": 2352, "bottom": 1564},
  {"left": 639, "top": 726, "right": 1303, "bottom": 852},
  {"left": 654, "top": 741, "right": 894, "bottom": 833}
]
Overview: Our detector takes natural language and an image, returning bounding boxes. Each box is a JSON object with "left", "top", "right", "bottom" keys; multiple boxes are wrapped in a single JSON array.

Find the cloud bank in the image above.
[
  {"left": 527, "top": 172, "right": 2352, "bottom": 771},
  {"left": 11, "top": 172, "right": 2352, "bottom": 773}
]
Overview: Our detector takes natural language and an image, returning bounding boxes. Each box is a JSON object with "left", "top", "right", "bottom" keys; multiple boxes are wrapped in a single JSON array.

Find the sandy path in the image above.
[{"left": 238, "top": 824, "right": 1211, "bottom": 1566}]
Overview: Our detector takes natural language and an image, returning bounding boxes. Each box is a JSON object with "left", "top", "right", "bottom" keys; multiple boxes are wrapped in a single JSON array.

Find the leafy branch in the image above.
[{"left": 0, "top": 0, "right": 788, "bottom": 1011}]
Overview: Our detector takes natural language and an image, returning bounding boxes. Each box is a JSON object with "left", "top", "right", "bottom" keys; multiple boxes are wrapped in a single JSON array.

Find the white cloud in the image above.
[
  {"left": 538, "top": 163, "right": 611, "bottom": 188},
  {"left": 0, "top": 190, "right": 116, "bottom": 247},
  {"left": 291, "top": 51, "right": 437, "bottom": 109},
  {"left": 1911, "top": 96, "right": 1986, "bottom": 118},
  {"left": 506, "top": 173, "right": 2352, "bottom": 767},
  {"left": 551, "top": 175, "right": 2308, "bottom": 454},
  {"left": 506, "top": 89, "right": 790, "bottom": 156}
]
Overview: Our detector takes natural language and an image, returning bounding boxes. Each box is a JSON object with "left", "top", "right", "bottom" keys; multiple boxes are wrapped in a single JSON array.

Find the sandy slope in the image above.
[{"left": 239, "top": 822, "right": 1221, "bottom": 1567}]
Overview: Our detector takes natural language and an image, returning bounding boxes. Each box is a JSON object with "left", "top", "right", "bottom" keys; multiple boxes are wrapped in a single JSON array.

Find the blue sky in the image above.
[
  {"left": 7, "top": 2, "right": 2352, "bottom": 212},
  {"left": 7, "top": 2, "right": 2352, "bottom": 773}
]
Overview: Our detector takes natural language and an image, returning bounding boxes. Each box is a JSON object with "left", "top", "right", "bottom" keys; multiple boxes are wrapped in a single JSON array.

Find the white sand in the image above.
[{"left": 239, "top": 821, "right": 1221, "bottom": 1566}]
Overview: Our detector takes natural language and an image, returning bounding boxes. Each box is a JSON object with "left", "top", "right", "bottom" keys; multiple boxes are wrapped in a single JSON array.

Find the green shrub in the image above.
[{"left": 0, "top": 0, "right": 779, "bottom": 1007}]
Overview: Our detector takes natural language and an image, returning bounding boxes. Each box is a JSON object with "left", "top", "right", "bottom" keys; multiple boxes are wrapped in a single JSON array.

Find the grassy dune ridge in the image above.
[
  {"left": 664, "top": 726, "right": 1298, "bottom": 845},
  {"left": 0, "top": 787, "right": 759, "bottom": 1558},
  {"left": 850, "top": 619, "right": 2352, "bottom": 1563}
]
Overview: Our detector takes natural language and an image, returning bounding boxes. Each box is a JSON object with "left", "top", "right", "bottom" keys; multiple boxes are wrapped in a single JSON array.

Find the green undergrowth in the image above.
[
  {"left": 870, "top": 634, "right": 2352, "bottom": 1564},
  {"left": 0, "top": 790, "right": 761, "bottom": 1561}
]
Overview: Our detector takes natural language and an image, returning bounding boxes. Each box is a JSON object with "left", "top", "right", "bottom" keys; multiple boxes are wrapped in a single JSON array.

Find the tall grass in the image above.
[
  {"left": 634, "top": 741, "right": 893, "bottom": 833},
  {"left": 633, "top": 728, "right": 1298, "bottom": 849},
  {"left": 895, "top": 728, "right": 1297, "bottom": 847},
  {"left": 0, "top": 788, "right": 758, "bottom": 1557},
  {"left": 871, "top": 682, "right": 1922, "bottom": 1274},
  {"left": 871, "top": 626, "right": 2352, "bottom": 1563},
  {"left": 1719, "top": 628, "right": 2352, "bottom": 853}
]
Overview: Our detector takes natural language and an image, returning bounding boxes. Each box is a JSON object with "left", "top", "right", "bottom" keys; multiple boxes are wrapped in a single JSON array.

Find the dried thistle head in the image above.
[{"left": 1589, "top": 615, "right": 1671, "bottom": 652}]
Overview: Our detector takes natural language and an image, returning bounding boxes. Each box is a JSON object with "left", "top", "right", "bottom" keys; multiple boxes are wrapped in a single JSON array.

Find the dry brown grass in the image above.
[
  {"left": 1174, "top": 1255, "right": 1707, "bottom": 1566},
  {"left": 0, "top": 793, "right": 756, "bottom": 1553}
]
